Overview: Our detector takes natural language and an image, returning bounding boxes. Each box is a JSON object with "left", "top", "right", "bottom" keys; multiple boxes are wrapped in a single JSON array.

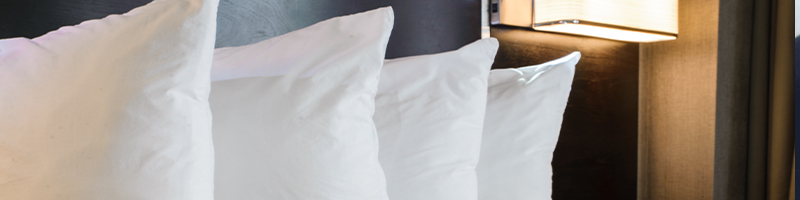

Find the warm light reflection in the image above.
[
  {"left": 534, "top": 0, "right": 678, "bottom": 35},
  {"left": 490, "top": 0, "right": 679, "bottom": 43},
  {"left": 534, "top": 23, "right": 676, "bottom": 43}
]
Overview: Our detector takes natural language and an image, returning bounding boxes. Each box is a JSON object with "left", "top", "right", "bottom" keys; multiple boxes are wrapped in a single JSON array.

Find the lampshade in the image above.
[{"left": 490, "top": 0, "right": 678, "bottom": 43}]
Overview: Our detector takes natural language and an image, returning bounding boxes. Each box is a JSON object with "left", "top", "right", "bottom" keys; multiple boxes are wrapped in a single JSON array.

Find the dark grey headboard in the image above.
[
  {"left": 215, "top": 0, "right": 481, "bottom": 59},
  {"left": 1, "top": 1, "right": 638, "bottom": 199},
  {"left": 0, "top": 0, "right": 480, "bottom": 59}
]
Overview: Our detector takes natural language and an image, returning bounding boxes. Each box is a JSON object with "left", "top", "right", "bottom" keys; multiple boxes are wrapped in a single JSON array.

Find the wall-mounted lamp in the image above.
[{"left": 490, "top": 0, "right": 678, "bottom": 43}]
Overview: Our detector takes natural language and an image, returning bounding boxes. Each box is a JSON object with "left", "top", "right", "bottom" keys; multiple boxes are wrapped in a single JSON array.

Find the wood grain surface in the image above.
[{"left": 490, "top": 26, "right": 639, "bottom": 200}]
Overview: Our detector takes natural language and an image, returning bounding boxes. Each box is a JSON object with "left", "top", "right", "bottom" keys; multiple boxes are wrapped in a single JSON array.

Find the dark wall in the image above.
[
  {"left": 0, "top": 0, "right": 152, "bottom": 39},
  {"left": 491, "top": 26, "right": 639, "bottom": 200},
  {"left": 0, "top": 0, "right": 481, "bottom": 59},
  {"left": 216, "top": 0, "right": 481, "bottom": 59}
]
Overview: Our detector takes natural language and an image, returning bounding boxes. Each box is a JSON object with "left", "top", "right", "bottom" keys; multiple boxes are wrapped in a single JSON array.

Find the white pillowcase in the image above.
[
  {"left": 375, "top": 38, "right": 499, "bottom": 200},
  {"left": 476, "top": 52, "right": 581, "bottom": 200},
  {"left": 209, "top": 7, "right": 394, "bottom": 200},
  {"left": 0, "top": 0, "right": 218, "bottom": 199}
]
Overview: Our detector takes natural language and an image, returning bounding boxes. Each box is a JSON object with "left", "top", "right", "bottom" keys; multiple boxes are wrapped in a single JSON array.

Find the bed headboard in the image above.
[
  {"left": 0, "top": 1, "right": 638, "bottom": 199},
  {"left": 214, "top": 0, "right": 481, "bottom": 59}
]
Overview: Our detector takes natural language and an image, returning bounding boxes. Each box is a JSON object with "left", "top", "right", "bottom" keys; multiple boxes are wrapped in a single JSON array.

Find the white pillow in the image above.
[
  {"left": 476, "top": 52, "right": 581, "bottom": 200},
  {"left": 0, "top": 0, "right": 218, "bottom": 199},
  {"left": 209, "top": 7, "right": 394, "bottom": 200},
  {"left": 375, "top": 38, "right": 498, "bottom": 200}
]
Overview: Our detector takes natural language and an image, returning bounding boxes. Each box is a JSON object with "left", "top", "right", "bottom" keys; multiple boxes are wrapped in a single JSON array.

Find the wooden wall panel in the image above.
[
  {"left": 638, "top": 0, "right": 720, "bottom": 199},
  {"left": 491, "top": 27, "right": 639, "bottom": 200}
]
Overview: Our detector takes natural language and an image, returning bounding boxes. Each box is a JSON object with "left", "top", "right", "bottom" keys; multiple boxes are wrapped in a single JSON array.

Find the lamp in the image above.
[{"left": 490, "top": 0, "right": 678, "bottom": 43}]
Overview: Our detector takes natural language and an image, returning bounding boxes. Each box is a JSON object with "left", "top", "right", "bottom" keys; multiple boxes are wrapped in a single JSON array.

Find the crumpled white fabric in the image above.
[
  {"left": 374, "top": 38, "right": 498, "bottom": 200},
  {"left": 477, "top": 52, "right": 581, "bottom": 200},
  {"left": 209, "top": 7, "right": 394, "bottom": 200},
  {"left": 0, "top": 0, "right": 219, "bottom": 199}
]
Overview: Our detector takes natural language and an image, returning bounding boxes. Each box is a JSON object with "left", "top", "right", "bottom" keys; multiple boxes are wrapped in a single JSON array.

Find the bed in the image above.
[{"left": 0, "top": 0, "right": 638, "bottom": 199}]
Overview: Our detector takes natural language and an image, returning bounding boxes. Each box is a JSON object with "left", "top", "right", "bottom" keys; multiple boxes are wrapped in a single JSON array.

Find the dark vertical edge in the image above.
[
  {"left": 795, "top": 35, "right": 799, "bottom": 200},
  {"left": 747, "top": 0, "right": 773, "bottom": 199},
  {"left": 714, "top": 0, "right": 755, "bottom": 199},
  {"left": 766, "top": 0, "right": 796, "bottom": 198}
]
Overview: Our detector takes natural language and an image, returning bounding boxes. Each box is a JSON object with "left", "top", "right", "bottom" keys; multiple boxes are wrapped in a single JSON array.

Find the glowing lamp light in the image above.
[{"left": 490, "top": 0, "right": 678, "bottom": 43}]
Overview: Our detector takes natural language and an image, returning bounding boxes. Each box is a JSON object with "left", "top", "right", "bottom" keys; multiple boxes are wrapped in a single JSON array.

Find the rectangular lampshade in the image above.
[{"left": 490, "top": 0, "right": 678, "bottom": 43}]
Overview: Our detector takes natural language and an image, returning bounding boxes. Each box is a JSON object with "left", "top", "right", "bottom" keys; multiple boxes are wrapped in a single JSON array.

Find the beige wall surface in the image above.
[{"left": 638, "top": 0, "right": 720, "bottom": 199}]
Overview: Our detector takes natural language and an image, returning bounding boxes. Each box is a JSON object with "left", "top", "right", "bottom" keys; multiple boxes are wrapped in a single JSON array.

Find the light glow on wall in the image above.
[
  {"left": 534, "top": 22, "right": 677, "bottom": 43},
  {"left": 490, "top": 0, "right": 678, "bottom": 43}
]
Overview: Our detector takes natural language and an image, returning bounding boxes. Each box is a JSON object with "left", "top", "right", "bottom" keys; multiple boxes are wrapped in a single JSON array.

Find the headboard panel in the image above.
[
  {"left": 215, "top": 0, "right": 481, "bottom": 59},
  {"left": 0, "top": 0, "right": 151, "bottom": 39},
  {"left": 0, "top": 0, "right": 480, "bottom": 59}
]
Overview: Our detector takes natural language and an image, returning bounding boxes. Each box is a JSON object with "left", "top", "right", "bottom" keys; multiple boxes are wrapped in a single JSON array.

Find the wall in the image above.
[{"left": 639, "top": 0, "right": 720, "bottom": 199}]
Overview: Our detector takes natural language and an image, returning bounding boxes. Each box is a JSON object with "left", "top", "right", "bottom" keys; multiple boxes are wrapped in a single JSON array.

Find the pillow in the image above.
[
  {"left": 476, "top": 52, "right": 581, "bottom": 200},
  {"left": 209, "top": 7, "right": 393, "bottom": 200},
  {"left": 0, "top": 0, "right": 218, "bottom": 199},
  {"left": 374, "top": 38, "right": 498, "bottom": 200}
]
